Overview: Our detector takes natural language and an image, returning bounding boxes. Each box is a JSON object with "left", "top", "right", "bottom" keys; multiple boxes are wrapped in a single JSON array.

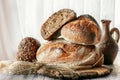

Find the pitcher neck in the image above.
[{"left": 101, "top": 20, "right": 111, "bottom": 36}]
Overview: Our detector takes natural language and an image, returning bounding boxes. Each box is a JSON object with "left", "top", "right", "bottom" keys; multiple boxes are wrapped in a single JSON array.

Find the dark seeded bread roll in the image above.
[
  {"left": 17, "top": 37, "right": 40, "bottom": 62},
  {"left": 41, "top": 9, "right": 76, "bottom": 40}
]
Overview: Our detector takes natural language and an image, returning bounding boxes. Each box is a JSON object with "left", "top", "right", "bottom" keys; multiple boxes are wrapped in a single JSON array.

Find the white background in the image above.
[{"left": 0, "top": 0, "right": 120, "bottom": 60}]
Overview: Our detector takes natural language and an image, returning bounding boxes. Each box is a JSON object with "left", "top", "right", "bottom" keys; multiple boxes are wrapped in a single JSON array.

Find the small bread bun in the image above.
[
  {"left": 36, "top": 40, "right": 103, "bottom": 68},
  {"left": 17, "top": 37, "right": 40, "bottom": 62},
  {"left": 41, "top": 9, "right": 76, "bottom": 40},
  {"left": 61, "top": 15, "right": 101, "bottom": 45}
]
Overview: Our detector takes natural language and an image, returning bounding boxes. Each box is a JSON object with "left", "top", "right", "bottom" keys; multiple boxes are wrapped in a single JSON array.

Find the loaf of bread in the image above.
[
  {"left": 17, "top": 37, "right": 40, "bottom": 62},
  {"left": 61, "top": 15, "right": 101, "bottom": 45},
  {"left": 36, "top": 40, "right": 103, "bottom": 69},
  {"left": 41, "top": 9, "right": 76, "bottom": 40}
]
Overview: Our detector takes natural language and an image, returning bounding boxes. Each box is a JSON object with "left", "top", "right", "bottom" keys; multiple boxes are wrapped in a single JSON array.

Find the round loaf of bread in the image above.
[
  {"left": 36, "top": 40, "right": 103, "bottom": 68},
  {"left": 17, "top": 37, "right": 40, "bottom": 62},
  {"left": 41, "top": 9, "right": 76, "bottom": 40},
  {"left": 61, "top": 15, "right": 101, "bottom": 45}
]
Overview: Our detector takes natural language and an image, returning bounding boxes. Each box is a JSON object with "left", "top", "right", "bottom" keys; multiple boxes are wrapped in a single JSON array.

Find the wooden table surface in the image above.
[{"left": 0, "top": 51, "right": 120, "bottom": 80}]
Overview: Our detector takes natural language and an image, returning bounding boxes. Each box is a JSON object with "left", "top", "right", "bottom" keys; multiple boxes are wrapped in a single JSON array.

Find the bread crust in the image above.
[
  {"left": 36, "top": 40, "right": 103, "bottom": 67},
  {"left": 61, "top": 16, "right": 101, "bottom": 45},
  {"left": 78, "top": 14, "right": 99, "bottom": 26},
  {"left": 41, "top": 9, "right": 76, "bottom": 40}
]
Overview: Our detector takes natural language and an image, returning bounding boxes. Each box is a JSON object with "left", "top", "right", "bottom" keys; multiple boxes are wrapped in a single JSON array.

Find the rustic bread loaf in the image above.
[
  {"left": 36, "top": 40, "right": 103, "bottom": 68},
  {"left": 61, "top": 15, "right": 101, "bottom": 45},
  {"left": 17, "top": 37, "right": 40, "bottom": 62},
  {"left": 41, "top": 9, "right": 76, "bottom": 40}
]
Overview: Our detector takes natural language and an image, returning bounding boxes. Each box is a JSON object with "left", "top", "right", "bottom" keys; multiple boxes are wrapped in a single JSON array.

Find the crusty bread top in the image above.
[
  {"left": 41, "top": 9, "right": 76, "bottom": 40},
  {"left": 78, "top": 14, "right": 99, "bottom": 26},
  {"left": 61, "top": 16, "right": 101, "bottom": 45},
  {"left": 36, "top": 40, "right": 103, "bottom": 67}
]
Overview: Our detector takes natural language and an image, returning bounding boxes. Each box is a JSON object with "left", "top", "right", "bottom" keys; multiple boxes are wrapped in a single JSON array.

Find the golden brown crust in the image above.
[
  {"left": 78, "top": 14, "right": 99, "bottom": 26},
  {"left": 61, "top": 17, "right": 101, "bottom": 45},
  {"left": 41, "top": 9, "right": 76, "bottom": 40},
  {"left": 36, "top": 40, "right": 103, "bottom": 67},
  {"left": 17, "top": 37, "right": 40, "bottom": 62}
]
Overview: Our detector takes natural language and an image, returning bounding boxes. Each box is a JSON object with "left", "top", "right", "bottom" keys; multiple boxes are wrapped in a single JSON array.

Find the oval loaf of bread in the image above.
[
  {"left": 36, "top": 40, "right": 103, "bottom": 69},
  {"left": 61, "top": 15, "right": 101, "bottom": 45}
]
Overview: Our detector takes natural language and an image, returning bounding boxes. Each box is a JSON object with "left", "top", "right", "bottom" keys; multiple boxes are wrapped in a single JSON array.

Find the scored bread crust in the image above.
[
  {"left": 41, "top": 9, "right": 76, "bottom": 40},
  {"left": 78, "top": 14, "right": 99, "bottom": 27},
  {"left": 61, "top": 16, "right": 101, "bottom": 45},
  {"left": 36, "top": 40, "right": 103, "bottom": 68}
]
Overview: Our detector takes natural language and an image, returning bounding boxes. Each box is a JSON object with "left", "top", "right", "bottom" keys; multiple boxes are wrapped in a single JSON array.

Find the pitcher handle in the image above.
[{"left": 110, "top": 27, "right": 120, "bottom": 43}]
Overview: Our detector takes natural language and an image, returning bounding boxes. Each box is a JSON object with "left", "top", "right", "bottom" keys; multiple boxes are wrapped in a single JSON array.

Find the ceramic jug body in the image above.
[{"left": 98, "top": 20, "right": 119, "bottom": 65}]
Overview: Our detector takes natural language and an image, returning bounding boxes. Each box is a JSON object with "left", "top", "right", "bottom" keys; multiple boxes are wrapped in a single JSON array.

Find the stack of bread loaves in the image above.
[
  {"left": 0, "top": 9, "right": 112, "bottom": 79},
  {"left": 36, "top": 9, "right": 111, "bottom": 78},
  {"left": 37, "top": 9, "right": 103, "bottom": 67}
]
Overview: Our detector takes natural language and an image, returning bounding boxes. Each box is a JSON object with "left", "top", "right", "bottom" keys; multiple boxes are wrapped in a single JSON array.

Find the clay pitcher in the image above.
[{"left": 98, "top": 20, "right": 119, "bottom": 65}]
